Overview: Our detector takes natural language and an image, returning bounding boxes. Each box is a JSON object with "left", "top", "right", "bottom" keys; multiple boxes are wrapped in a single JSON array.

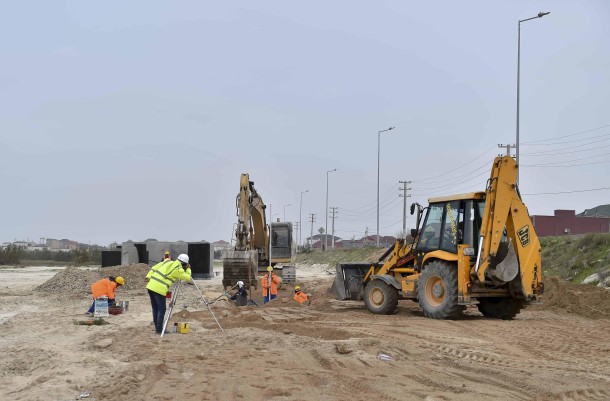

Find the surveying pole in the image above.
[{"left": 399, "top": 180, "right": 412, "bottom": 237}]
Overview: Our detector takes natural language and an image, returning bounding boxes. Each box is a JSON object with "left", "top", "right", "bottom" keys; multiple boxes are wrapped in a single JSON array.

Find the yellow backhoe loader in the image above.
[
  {"left": 223, "top": 173, "right": 296, "bottom": 288},
  {"left": 332, "top": 156, "right": 543, "bottom": 319}
]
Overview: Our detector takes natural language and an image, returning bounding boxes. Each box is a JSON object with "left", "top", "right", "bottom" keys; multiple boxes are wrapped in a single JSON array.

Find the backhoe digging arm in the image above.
[{"left": 475, "top": 157, "right": 542, "bottom": 299}]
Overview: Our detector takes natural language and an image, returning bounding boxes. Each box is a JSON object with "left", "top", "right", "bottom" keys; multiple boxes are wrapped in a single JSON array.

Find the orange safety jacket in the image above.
[
  {"left": 261, "top": 272, "right": 281, "bottom": 296},
  {"left": 91, "top": 278, "right": 118, "bottom": 300},
  {"left": 293, "top": 291, "right": 308, "bottom": 304}
]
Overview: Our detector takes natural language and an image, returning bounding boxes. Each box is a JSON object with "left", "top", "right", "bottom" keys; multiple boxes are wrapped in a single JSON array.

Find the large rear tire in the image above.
[
  {"left": 476, "top": 297, "right": 524, "bottom": 320},
  {"left": 364, "top": 280, "right": 398, "bottom": 315},
  {"left": 417, "top": 261, "right": 463, "bottom": 319}
]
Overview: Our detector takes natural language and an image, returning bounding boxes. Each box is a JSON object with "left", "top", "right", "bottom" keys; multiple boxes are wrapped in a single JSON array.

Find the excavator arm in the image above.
[
  {"left": 474, "top": 157, "right": 542, "bottom": 299},
  {"left": 234, "top": 173, "right": 269, "bottom": 262}
]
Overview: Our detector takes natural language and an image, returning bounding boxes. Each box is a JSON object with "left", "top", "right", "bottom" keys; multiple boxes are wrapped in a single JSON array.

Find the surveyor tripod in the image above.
[{"left": 159, "top": 279, "right": 224, "bottom": 338}]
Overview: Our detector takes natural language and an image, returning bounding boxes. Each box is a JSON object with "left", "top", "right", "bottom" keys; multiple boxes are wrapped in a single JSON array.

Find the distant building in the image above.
[
  {"left": 213, "top": 240, "right": 231, "bottom": 253},
  {"left": 531, "top": 210, "right": 610, "bottom": 237}
]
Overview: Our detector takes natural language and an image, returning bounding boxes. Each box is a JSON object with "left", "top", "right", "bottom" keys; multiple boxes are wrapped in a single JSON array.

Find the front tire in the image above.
[
  {"left": 364, "top": 280, "right": 398, "bottom": 315},
  {"left": 476, "top": 297, "right": 524, "bottom": 320},
  {"left": 417, "top": 261, "right": 463, "bottom": 319}
]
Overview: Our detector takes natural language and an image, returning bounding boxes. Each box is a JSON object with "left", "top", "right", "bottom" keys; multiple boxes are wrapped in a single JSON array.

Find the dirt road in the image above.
[{"left": 1, "top": 264, "right": 609, "bottom": 401}]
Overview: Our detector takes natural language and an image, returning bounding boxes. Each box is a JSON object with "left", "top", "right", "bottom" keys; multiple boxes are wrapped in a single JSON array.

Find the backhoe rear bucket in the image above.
[{"left": 331, "top": 263, "right": 371, "bottom": 301}]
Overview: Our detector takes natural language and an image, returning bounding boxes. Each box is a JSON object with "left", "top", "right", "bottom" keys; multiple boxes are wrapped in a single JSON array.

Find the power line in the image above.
[
  {"left": 411, "top": 146, "right": 497, "bottom": 183},
  {"left": 522, "top": 123, "right": 610, "bottom": 144},
  {"left": 521, "top": 142, "right": 610, "bottom": 157},
  {"left": 521, "top": 159, "right": 610, "bottom": 168},
  {"left": 522, "top": 132, "right": 610, "bottom": 147},
  {"left": 520, "top": 151, "right": 610, "bottom": 166},
  {"left": 522, "top": 187, "right": 610, "bottom": 195}
]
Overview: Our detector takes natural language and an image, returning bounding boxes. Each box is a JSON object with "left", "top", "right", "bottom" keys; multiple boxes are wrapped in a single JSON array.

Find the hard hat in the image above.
[
  {"left": 177, "top": 254, "right": 189, "bottom": 264},
  {"left": 237, "top": 281, "right": 244, "bottom": 288},
  {"left": 115, "top": 276, "right": 125, "bottom": 286},
  {"left": 294, "top": 285, "right": 301, "bottom": 291},
  {"left": 164, "top": 251, "right": 170, "bottom": 255},
  {"left": 266, "top": 266, "right": 273, "bottom": 272}
]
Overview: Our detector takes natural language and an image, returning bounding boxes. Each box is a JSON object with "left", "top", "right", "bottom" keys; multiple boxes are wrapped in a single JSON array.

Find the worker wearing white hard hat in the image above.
[
  {"left": 229, "top": 280, "right": 249, "bottom": 306},
  {"left": 145, "top": 253, "right": 192, "bottom": 335}
]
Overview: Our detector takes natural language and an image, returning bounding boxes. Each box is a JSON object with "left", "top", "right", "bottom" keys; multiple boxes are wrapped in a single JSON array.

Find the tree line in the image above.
[{"left": 0, "top": 245, "right": 102, "bottom": 265}]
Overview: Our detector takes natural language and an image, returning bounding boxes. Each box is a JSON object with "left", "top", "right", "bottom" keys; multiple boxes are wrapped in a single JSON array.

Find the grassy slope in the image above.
[
  {"left": 296, "top": 246, "right": 386, "bottom": 266},
  {"left": 541, "top": 233, "right": 610, "bottom": 282},
  {"left": 296, "top": 233, "right": 610, "bottom": 284}
]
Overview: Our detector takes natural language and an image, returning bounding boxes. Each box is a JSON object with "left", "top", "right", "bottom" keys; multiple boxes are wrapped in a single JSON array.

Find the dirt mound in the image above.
[
  {"left": 532, "top": 276, "right": 610, "bottom": 319},
  {"left": 35, "top": 264, "right": 150, "bottom": 294}
]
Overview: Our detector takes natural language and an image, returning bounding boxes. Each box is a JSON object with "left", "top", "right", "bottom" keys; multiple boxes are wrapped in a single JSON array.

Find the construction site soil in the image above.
[{"left": 1, "top": 263, "right": 609, "bottom": 401}]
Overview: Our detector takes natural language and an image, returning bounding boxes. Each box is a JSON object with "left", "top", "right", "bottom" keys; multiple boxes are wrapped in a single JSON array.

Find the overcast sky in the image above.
[{"left": 1, "top": 1, "right": 609, "bottom": 246}]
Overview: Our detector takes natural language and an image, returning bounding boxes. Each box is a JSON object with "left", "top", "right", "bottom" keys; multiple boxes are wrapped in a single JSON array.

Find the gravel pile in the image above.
[{"left": 35, "top": 264, "right": 150, "bottom": 295}]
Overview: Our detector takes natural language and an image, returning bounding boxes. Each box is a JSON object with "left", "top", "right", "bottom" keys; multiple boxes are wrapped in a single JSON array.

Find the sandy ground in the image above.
[{"left": 1, "top": 264, "right": 610, "bottom": 401}]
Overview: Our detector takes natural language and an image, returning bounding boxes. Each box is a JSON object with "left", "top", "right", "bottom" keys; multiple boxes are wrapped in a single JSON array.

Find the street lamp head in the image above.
[
  {"left": 538, "top": 11, "right": 550, "bottom": 18},
  {"left": 328, "top": 168, "right": 337, "bottom": 173}
]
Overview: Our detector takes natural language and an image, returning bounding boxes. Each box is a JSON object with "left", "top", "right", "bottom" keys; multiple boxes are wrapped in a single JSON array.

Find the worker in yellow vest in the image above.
[{"left": 145, "top": 254, "right": 192, "bottom": 335}]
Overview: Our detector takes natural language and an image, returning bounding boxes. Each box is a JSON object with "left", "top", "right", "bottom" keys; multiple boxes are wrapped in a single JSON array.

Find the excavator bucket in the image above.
[
  {"left": 331, "top": 263, "right": 371, "bottom": 300},
  {"left": 222, "top": 250, "right": 258, "bottom": 289}
]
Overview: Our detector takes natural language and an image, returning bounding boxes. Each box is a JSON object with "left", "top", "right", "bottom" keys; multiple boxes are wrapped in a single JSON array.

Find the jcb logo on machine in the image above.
[{"left": 517, "top": 225, "right": 530, "bottom": 247}]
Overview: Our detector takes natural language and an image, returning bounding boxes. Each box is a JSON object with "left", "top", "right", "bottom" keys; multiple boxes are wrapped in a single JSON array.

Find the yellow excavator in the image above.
[
  {"left": 332, "top": 156, "right": 543, "bottom": 319},
  {"left": 223, "top": 173, "right": 295, "bottom": 288}
]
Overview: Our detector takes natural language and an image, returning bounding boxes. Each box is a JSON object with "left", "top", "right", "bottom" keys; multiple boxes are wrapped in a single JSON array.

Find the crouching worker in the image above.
[
  {"left": 293, "top": 285, "right": 309, "bottom": 304},
  {"left": 86, "top": 276, "right": 125, "bottom": 315},
  {"left": 229, "top": 281, "right": 248, "bottom": 306},
  {"left": 261, "top": 266, "right": 281, "bottom": 304},
  {"left": 145, "top": 254, "right": 192, "bottom": 335}
]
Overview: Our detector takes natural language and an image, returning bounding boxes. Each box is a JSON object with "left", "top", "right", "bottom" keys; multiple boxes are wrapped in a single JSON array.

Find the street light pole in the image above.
[
  {"left": 325, "top": 168, "right": 337, "bottom": 251},
  {"left": 377, "top": 126, "right": 395, "bottom": 246},
  {"left": 299, "top": 190, "right": 309, "bottom": 249},
  {"left": 283, "top": 203, "right": 291, "bottom": 222},
  {"left": 517, "top": 11, "right": 550, "bottom": 185}
]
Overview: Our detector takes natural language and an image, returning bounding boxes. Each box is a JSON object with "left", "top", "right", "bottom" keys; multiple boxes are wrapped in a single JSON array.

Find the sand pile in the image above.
[
  {"left": 35, "top": 264, "right": 150, "bottom": 294},
  {"left": 532, "top": 276, "right": 610, "bottom": 319}
]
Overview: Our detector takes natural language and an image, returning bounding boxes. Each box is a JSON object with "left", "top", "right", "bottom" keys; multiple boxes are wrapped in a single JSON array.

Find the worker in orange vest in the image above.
[
  {"left": 86, "top": 276, "right": 125, "bottom": 315},
  {"left": 293, "top": 285, "right": 308, "bottom": 304},
  {"left": 261, "top": 266, "right": 281, "bottom": 304}
]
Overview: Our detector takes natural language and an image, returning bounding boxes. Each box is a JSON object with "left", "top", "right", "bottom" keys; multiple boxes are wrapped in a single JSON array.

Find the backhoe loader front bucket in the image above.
[{"left": 331, "top": 263, "right": 371, "bottom": 300}]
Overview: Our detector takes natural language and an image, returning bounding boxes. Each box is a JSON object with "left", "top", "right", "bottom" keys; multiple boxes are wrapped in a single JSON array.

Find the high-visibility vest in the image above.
[
  {"left": 261, "top": 273, "right": 281, "bottom": 296},
  {"left": 294, "top": 291, "right": 308, "bottom": 304},
  {"left": 146, "top": 260, "right": 192, "bottom": 296}
]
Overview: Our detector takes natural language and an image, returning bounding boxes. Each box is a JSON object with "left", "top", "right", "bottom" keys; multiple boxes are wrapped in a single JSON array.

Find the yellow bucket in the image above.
[{"left": 178, "top": 322, "right": 189, "bottom": 334}]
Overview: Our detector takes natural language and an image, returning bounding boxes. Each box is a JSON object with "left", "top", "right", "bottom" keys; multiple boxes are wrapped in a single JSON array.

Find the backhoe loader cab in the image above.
[{"left": 331, "top": 156, "right": 543, "bottom": 320}]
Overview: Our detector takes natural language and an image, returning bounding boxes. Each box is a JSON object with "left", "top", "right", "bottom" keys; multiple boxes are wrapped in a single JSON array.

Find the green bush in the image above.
[{"left": 0, "top": 244, "right": 25, "bottom": 265}]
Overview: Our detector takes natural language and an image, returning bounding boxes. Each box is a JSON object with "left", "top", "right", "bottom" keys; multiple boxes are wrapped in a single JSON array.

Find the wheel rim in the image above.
[
  {"left": 369, "top": 287, "right": 385, "bottom": 307},
  {"left": 425, "top": 275, "right": 445, "bottom": 307}
]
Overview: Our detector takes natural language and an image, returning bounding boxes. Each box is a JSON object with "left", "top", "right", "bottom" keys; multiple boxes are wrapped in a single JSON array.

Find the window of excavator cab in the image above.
[
  {"left": 440, "top": 200, "right": 461, "bottom": 253},
  {"left": 472, "top": 200, "right": 486, "bottom": 252},
  {"left": 417, "top": 204, "right": 443, "bottom": 251},
  {"left": 271, "top": 226, "right": 289, "bottom": 248}
]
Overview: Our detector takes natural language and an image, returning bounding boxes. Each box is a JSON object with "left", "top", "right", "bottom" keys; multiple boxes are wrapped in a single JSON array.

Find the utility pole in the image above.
[
  {"left": 294, "top": 222, "right": 301, "bottom": 253},
  {"left": 308, "top": 213, "right": 316, "bottom": 250},
  {"left": 399, "top": 180, "right": 412, "bottom": 237},
  {"left": 498, "top": 143, "right": 516, "bottom": 157},
  {"left": 330, "top": 207, "right": 338, "bottom": 249}
]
